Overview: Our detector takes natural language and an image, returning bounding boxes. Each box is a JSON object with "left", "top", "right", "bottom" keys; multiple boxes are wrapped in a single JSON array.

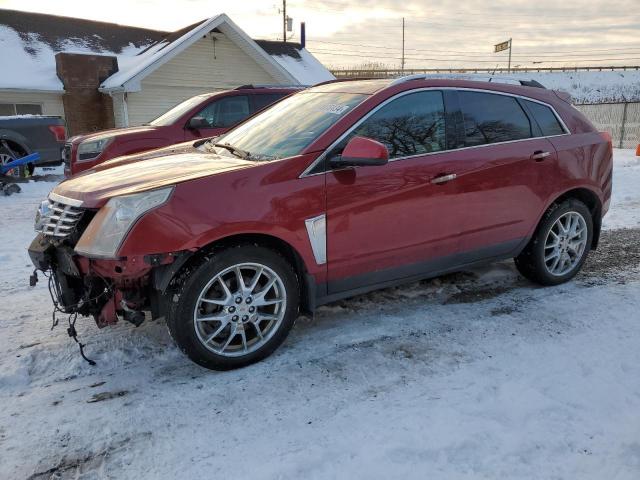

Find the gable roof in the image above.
[
  {"left": 0, "top": 9, "right": 334, "bottom": 92},
  {"left": 100, "top": 14, "right": 299, "bottom": 92}
]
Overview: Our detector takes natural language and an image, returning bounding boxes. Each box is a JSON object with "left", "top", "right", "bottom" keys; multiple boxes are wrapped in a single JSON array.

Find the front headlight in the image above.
[
  {"left": 74, "top": 187, "right": 173, "bottom": 258},
  {"left": 77, "top": 137, "right": 112, "bottom": 161}
]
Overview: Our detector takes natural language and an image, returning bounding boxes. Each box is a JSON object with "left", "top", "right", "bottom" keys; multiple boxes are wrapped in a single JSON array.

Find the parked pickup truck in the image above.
[
  {"left": 0, "top": 116, "right": 66, "bottom": 175},
  {"left": 64, "top": 86, "right": 302, "bottom": 177}
]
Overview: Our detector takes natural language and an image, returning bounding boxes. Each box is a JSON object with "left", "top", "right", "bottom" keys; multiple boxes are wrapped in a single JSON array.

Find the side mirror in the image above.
[
  {"left": 331, "top": 136, "right": 389, "bottom": 168},
  {"left": 187, "top": 116, "right": 209, "bottom": 130}
]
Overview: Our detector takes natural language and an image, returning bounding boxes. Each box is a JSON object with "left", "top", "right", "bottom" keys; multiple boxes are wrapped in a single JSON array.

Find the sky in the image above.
[{"left": 1, "top": 0, "right": 639, "bottom": 70}]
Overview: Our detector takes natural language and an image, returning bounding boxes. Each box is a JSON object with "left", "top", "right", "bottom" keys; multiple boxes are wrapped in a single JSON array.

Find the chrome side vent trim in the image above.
[{"left": 305, "top": 214, "right": 327, "bottom": 265}]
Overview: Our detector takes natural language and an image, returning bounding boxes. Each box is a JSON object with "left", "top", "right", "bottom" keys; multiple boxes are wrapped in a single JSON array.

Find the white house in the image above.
[{"left": 0, "top": 9, "right": 334, "bottom": 134}]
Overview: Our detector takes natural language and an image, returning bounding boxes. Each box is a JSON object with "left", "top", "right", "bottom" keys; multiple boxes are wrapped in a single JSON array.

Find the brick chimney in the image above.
[{"left": 55, "top": 53, "right": 119, "bottom": 136}]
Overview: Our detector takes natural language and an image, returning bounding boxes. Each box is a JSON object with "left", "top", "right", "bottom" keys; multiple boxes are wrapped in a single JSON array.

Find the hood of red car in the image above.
[
  {"left": 90, "top": 140, "right": 201, "bottom": 172},
  {"left": 69, "top": 125, "right": 165, "bottom": 144},
  {"left": 54, "top": 152, "right": 255, "bottom": 208}
]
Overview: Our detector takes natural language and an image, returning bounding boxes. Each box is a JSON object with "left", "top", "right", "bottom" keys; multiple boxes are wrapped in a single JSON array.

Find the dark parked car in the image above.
[
  {"left": 0, "top": 115, "right": 66, "bottom": 175},
  {"left": 29, "top": 76, "right": 612, "bottom": 370},
  {"left": 63, "top": 86, "right": 302, "bottom": 176}
]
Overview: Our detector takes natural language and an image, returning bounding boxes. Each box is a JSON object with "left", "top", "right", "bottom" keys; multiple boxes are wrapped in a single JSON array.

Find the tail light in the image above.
[
  {"left": 48, "top": 125, "right": 67, "bottom": 142},
  {"left": 636, "top": 144, "right": 640, "bottom": 157}
]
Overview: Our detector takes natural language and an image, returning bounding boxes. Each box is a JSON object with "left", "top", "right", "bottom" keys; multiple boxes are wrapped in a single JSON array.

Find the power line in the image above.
[
  {"left": 307, "top": 46, "right": 640, "bottom": 60},
  {"left": 289, "top": 1, "right": 638, "bottom": 20},
  {"left": 294, "top": 2, "right": 639, "bottom": 28},
  {"left": 307, "top": 49, "right": 640, "bottom": 64},
  {"left": 306, "top": 39, "right": 640, "bottom": 57}
]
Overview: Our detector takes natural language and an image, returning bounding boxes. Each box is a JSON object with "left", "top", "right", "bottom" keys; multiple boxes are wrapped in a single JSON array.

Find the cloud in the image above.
[{"left": 1, "top": 0, "right": 638, "bottom": 69}]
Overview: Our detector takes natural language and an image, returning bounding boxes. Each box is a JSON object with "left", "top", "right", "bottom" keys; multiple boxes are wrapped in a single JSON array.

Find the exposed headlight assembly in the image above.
[
  {"left": 77, "top": 137, "right": 113, "bottom": 161},
  {"left": 34, "top": 199, "right": 52, "bottom": 232},
  {"left": 75, "top": 187, "right": 173, "bottom": 258}
]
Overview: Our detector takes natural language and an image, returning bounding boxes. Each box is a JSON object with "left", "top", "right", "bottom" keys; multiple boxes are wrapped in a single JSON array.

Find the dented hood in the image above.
[{"left": 53, "top": 152, "right": 255, "bottom": 208}]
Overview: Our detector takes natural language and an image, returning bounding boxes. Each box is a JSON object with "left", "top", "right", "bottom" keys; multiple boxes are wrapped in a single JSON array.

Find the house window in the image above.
[{"left": 0, "top": 103, "right": 43, "bottom": 116}]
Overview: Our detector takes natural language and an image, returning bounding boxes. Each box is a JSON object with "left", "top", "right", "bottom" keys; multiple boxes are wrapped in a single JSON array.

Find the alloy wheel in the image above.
[
  {"left": 192, "top": 263, "right": 287, "bottom": 357},
  {"left": 543, "top": 211, "right": 588, "bottom": 276}
]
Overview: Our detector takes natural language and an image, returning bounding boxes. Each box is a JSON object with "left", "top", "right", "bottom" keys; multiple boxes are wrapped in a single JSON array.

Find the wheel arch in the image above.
[
  {"left": 0, "top": 135, "right": 31, "bottom": 157},
  {"left": 546, "top": 187, "right": 602, "bottom": 249},
  {"left": 167, "top": 232, "right": 316, "bottom": 315}
]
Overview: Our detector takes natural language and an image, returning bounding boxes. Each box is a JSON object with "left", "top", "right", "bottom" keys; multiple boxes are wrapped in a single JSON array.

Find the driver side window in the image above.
[
  {"left": 330, "top": 90, "right": 446, "bottom": 162},
  {"left": 193, "top": 95, "right": 250, "bottom": 128}
]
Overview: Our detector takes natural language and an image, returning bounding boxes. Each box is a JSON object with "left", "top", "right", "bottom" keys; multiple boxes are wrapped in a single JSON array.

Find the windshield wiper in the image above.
[{"left": 213, "top": 142, "right": 250, "bottom": 160}]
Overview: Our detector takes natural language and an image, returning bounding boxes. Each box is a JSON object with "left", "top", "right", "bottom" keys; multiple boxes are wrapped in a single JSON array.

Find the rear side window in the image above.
[
  {"left": 523, "top": 100, "right": 566, "bottom": 136},
  {"left": 459, "top": 91, "right": 532, "bottom": 146},
  {"left": 348, "top": 90, "right": 446, "bottom": 159},
  {"left": 252, "top": 93, "right": 287, "bottom": 112}
]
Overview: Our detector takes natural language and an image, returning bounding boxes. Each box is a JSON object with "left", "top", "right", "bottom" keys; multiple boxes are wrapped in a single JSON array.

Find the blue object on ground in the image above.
[{"left": 0, "top": 152, "right": 41, "bottom": 175}]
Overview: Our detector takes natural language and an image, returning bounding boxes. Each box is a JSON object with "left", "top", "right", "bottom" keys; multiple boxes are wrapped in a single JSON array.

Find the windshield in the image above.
[
  {"left": 213, "top": 91, "right": 368, "bottom": 160},
  {"left": 149, "top": 95, "right": 211, "bottom": 126}
]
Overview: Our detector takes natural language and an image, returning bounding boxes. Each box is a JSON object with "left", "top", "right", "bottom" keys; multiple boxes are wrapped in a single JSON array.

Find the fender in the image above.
[
  {"left": 190, "top": 225, "right": 321, "bottom": 279},
  {"left": 524, "top": 183, "right": 603, "bottom": 251},
  {"left": 0, "top": 129, "right": 31, "bottom": 154}
]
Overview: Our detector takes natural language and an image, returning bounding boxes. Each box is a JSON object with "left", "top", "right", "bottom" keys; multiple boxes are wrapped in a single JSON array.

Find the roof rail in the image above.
[
  {"left": 234, "top": 84, "right": 307, "bottom": 90},
  {"left": 389, "top": 73, "right": 546, "bottom": 89},
  {"left": 312, "top": 77, "right": 384, "bottom": 87}
]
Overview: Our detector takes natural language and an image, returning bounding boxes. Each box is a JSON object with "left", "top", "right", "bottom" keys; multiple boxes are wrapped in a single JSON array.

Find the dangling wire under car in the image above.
[{"left": 38, "top": 268, "right": 112, "bottom": 366}]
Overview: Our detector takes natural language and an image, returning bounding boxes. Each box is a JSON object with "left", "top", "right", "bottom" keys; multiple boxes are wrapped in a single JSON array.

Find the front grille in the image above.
[
  {"left": 62, "top": 143, "right": 72, "bottom": 168},
  {"left": 41, "top": 199, "right": 84, "bottom": 238}
]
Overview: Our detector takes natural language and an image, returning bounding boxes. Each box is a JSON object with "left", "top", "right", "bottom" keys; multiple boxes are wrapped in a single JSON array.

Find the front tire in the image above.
[
  {"left": 167, "top": 245, "right": 299, "bottom": 370},
  {"left": 515, "top": 199, "right": 593, "bottom": 286}
]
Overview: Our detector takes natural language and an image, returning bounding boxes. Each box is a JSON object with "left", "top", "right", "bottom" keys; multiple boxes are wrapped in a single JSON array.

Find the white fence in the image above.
[{"left": 575, "top": 102, "right": 639, "bottom": 149}]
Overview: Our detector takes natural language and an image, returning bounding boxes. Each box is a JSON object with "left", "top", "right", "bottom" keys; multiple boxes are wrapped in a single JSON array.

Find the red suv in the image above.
[
  {"left": 29, "top": 77, "right": 612, "bottom": 370},
  {"left": 63, "top": 86, "right": 301, "bottom": 176}
]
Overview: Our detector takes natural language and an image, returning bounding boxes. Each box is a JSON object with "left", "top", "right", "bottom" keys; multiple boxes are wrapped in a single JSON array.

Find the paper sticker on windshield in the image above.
[{"left": 320, "top": 104, "right": 351, "bottom": 115}]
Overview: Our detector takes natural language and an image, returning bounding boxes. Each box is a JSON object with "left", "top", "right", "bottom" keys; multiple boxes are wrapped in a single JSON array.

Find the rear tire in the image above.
[
  {"left": 515, "top": 199, "right": 593, "bottom": 286},
  {"left": 166, "top": 245, "right": 299, "bottom": 370},
  {"left": 0, "top": 146, "right": 25, "bottom": 178}
]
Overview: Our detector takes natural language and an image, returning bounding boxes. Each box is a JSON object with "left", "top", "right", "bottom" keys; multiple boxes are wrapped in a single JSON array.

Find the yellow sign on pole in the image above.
[{"left": 494, "top": 40, "right": 510, "bottom": 53}]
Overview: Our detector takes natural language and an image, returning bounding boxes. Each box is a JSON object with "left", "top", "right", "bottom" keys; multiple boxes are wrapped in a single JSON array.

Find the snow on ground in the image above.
[
  {"left": 603, "top": 148, "right": 640, "bottom": 229},
  {"left": 518, "top": 70, "right": 640, "bottom": 104},
  {"left": 1, "top": 152, "right": 639, "bottom": 479}
]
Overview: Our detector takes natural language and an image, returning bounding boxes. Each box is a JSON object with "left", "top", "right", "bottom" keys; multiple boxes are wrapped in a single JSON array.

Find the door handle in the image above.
[
  {"left": 431, "top": 173, "right": 457, "bottom": 184},
  {"left": 532, "top": 150, "right": 551, "bottom": 161}
]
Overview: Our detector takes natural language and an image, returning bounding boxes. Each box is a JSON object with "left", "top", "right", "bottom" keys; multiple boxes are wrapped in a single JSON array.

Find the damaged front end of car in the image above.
[{"left": 28, "top": 188, "right": 184, "bottom": 333}]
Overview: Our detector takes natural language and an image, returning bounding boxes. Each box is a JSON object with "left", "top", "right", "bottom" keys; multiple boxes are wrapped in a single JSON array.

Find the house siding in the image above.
[
  {"left": 0, "top": 90, "right": 65, "bottom": 117},
  {"left": 125, "top": 33, "right": 281, "bottom": 126}
]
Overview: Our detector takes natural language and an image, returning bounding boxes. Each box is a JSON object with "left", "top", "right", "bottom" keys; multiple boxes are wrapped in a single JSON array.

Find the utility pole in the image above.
[
  {"left": 508, "top": 37, "right": 512, "bottom": 73},
  {"left": 282, "top": 0, "right": 287, "bottom": 43},
  {"left": 401, "top": 17, "right": 405, "bottom": 72}
]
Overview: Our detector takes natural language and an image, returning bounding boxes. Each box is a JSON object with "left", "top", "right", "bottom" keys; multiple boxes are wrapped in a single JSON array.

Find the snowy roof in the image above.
[
  {"left": 99, "top": 14, "right": 300, "bottom": 91},
  {"left": 0, "top": 9, "right": 334, "bottom": 93},
  {"left": 255, "top": 40, "right": 335, "bottom": 86},
  {"left": 0, "top": 9, "right": 165, "bottom": 91}
]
